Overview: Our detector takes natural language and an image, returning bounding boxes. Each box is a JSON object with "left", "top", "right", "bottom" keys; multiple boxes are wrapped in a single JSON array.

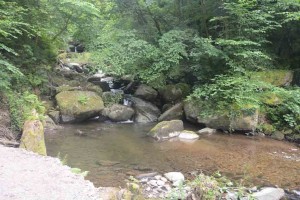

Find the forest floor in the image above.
[{"left": 0, "top": 145, "right": 117, "bottom": 200}]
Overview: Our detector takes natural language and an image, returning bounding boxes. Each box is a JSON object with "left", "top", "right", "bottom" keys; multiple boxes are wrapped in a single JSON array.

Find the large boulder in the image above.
[
  {"left": 134, "top": 84, "right": 158, "bottom": 101},
  {"left": 147, "top": 120, "right": 184, "bottom": 140},
  {"left": 102, "top": 104, "right": 134, "bottom": 122},
  {"left": 55, "top": 91, "right": 104, "bottom": 123},
  {"left": 184, "top": 100, "right": 258, "bottom": 131},
  {"left": 158, "top": 103, "right": 183, "bottom": 121},
  {"left": 250, "top": 70, "right": 293, "bottom": 86},
  {"left": 131, "top": 97, "right": 161, "bottom": 123},
  {"left": 183, "top": 100, "right": 202, "bottom": 123},
  {"left": 20, "top": 120, "right": 46, "bottom": 156},
  {"left": 198, "top": 112, "right": 258, "bottom": 131},
  {"left": 159, "top": 83, "right": 191, "bottom": 103}
]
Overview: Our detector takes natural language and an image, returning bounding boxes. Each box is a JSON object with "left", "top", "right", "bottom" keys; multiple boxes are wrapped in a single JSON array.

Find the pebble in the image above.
[
  {"left": 161, "top": 177, "right": 168, "bottom": 182},
  {"left": 155, "top": 175, "right": 162, "bottom": 180},
  {"left": 156, "top": 180, "right": 165, "bottom": 186},
  {"left": 148, "top": 180, "right": 157, "bottom": 186}
]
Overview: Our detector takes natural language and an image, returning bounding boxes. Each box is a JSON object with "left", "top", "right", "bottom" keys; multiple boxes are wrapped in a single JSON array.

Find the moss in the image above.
[
  {"left": 250, "top": 70, "right": 293, "bottom": 86},
  {"left": 20, "top": 120, "right": 47, "bottom": 156},
  {"left": 261, "top": 92, "right": 284, "bottom": 106},
  {"left": 260, "top": 123, "right": 276, "bottom": 135},
  {"left": 176, "top": 83, "right": 191, "bottom": 98}
]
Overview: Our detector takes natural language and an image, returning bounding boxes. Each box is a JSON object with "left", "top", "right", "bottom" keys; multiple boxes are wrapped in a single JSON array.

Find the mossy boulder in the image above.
[
  {"left": 147, "top": 120, "right": 184, "bottom": 140},
  {"left": 134, "top": 84, "right": 158, "bottom": 101},
  {"left": 158, "top": 103, "right": 183, "bottom": 121},
  {"left": 102, "top": 104, "right": 134, "bottom": 122},
  {"left": 250, "top": 70, "right": 293, "bottom": 86},
  {"left": 20, "top": 120, "right": 47, "bottom": 156},
  {"left": 261, "top": 92, "right": 284, "bottom": 106},
  {"left": 55, "top": 91, "right": 104, "bottom": 123},
  {"left": 159, "top": 83, "right": 191, "bottom": 103}
]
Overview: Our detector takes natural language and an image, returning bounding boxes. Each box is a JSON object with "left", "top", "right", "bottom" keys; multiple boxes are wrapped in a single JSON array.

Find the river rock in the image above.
[
  {"left": 178, "top": 130, "right": 199, "bottom": 140},
  {"left": 147, "top": 120, "right": 184, "bottom": 140},
  {"left": 101, "top": 104, "right": 134, "bottom": 122},
  {"left": 20, "top": 119, "right": 47, "bottom": 156},
  {"left": 159, "top": 84, "right": 187, "bottom": 103},
  {"left": 198, "top": 127, "right": 217, "bottom": 135},
  {"left": 134, "top": 84, "right": 158, "bottom": 101},
  {"left": 271, "top": 131, "right": 285, "bottom": 140},
  {"left": 164, "top": 172, "right": 185, "bottom": 183},
  {"left": 48, "top": 111, "right": 60, "bottom": 124},
  {"left": 184, "top": 100, "right": 202, "bottom": 123},
  {"left": 56, "top": 91, "right": 104, "bottom": 123},
  {"left": 158, "top": 103, "right": 183, "bottom": 121},
  {"left": 131, "top": 97, "right": 161, "bottom": 123},
  {"left": 252, "top": 187, "right": 285, "bottom": 200}
]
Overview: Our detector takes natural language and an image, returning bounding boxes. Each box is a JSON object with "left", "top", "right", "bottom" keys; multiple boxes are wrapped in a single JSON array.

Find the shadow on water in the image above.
[{"left": 45, "top": 122, "right": 300, "bottom": 189}]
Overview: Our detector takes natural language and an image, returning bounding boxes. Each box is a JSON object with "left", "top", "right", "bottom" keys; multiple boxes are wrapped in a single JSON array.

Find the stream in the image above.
[{"left": 45, "top": 122, "right": 300, "bottom": 189}]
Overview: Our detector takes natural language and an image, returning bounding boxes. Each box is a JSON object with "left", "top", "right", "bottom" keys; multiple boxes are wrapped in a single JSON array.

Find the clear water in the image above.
[{"left": 45, "top": 122, "right": 300, "bottom": 189}]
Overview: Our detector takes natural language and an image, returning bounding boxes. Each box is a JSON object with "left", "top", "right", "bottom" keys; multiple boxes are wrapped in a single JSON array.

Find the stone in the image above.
[
  {"left": 20, "top": 119, "right": 47, "bottom": 156},
  {"left": 134, "top": 84, "right": 158, "bottom": 101},
  {"left": 156, "top": 180, "right": 165, "bottom": 186},
  {"left": 252, "top": 187, "right": 285, "bottom": 200},
  {"left": 183, "top": 100, "right": 202, "bottom": 123},
  {"left": 55, "top": 91, "right": 104, "bottom": 123},
  {"left": 159, "top": 84, "right": 190, "bottom": 103},
  {"left": 44, "top": 115, "right": 57, "bottom": 129},
  {"left": 101, "top": 104, "right": 134, "bottom": 122},
  {"left": 148, "top": 180, "right": 158, "bottom": 187},
  {"left": 178, "top": 130, "right": 199, "bottom": 140},
  {"left": 48, "top": 111, "right": 60, "bottom": 124},
  {"left": 136, "top": 172, "right": 159, "bottom": 180},
  {"left": 147, "top": 120, "right": 184, "bottom": 140},
  {"left": 250, "top": 70, "right": 293, "bottom": 87},
  {"left": 158, "top": 103, "right": 183, "bottom": 121},
  {"left": 271, "top": 131, "right": 285, "bottom": 140},
  {"left": 198, "top": 127, "right": 217, "bottom": 135},
  {"left": 164, "top": 172, "right": 185, "bottom": 183},
  {"left": 130, "top": 97, "right": 161, "bottom": 123}
]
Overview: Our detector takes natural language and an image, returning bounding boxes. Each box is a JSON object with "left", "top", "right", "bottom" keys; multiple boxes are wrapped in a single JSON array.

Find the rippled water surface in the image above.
[{"left": 45, "top": 122, "right": 300, "bottom": 189}]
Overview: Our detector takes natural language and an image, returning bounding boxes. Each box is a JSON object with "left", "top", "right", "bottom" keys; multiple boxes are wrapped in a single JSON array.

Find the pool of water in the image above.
[{"left": 45, "top": 122, "right": 300, "bottom": 189}]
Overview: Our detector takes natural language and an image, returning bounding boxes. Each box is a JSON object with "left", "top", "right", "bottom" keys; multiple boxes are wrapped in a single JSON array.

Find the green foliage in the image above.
[
  {"left": 7, "top": 91, "right": 45, "bottom": 131},
  {"left": 70, "top": 168, "right": 89, "bottom": 177},
  {"left": 102, "top": 92, "right": 123, "bottom": 107},
  {"left": 78, "top": 95, "right": 89, "bottom": 105}
]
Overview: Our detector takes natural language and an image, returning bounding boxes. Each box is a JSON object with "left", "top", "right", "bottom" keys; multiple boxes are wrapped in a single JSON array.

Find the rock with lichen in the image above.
[
  {"left": 20, "top": 120, "right": 46, "bottom": 156},
  {"left": 55, "top": 91, "right": 104, "bottom": 123}
]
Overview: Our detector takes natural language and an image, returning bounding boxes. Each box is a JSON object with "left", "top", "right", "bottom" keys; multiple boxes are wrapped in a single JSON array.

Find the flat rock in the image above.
[
  {"left": 178, "top": 130, "right": 199, "bottom": 140},
  {"left": 198, "top": 127, "right": 217, "bottom": 135},
  {"left": 252, "top": 187, "right": 285, "bottom": 200},
  {"left": 164, "top": 172, "right": 184, "bottom": 183}
]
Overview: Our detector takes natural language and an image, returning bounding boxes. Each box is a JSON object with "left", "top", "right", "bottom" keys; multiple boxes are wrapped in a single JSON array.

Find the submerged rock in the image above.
[
  {"left": 20, "top": 120, "right": 46, "bottom": 156},
  {"left": 158, "top": 103, "right": 183, "bottom": 121},
  {"left": 101, "top": 104, "right": 134, "bottom": 122},
  {"left": 147, "top": 120, "right": 183, "bottom": 140},
  {"left": 178, "top": 130, "right": 199, "bottom": 140},
  {"left": 198, "top": 127, "right": 217, "bottom": 135},
  {"left": 271, "top": 131, "right": 285, "bottom": 140},
  {"left": 252, "top": 187, "right": 285, "bottom": 200},
  {"left": 55, "top": 91, "right": 104, "bottom": 123},
  {"left": 131, "top": 97, "right": 161, "bottom": 123},
  {"left": 134, "top": 84, "right": 158, "bottom": 101}
]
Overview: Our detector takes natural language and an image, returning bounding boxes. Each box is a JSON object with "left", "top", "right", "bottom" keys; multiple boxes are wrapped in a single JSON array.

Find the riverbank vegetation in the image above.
[{"left": 1, "top": 0, "right": 300, "bottom": 140}]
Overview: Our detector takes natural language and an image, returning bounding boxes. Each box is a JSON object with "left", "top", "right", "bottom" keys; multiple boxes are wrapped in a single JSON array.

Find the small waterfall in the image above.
[
  {"left": 74, "top": 46, "right": 78, "bottom": 53},
  {"left": 123, "top": 99, "right": 129, "bottom": 106}
]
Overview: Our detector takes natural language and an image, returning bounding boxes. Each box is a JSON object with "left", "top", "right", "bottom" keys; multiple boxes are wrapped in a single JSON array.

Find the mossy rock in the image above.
[
  {"left": 250, "top": 70, "right": 293, "bottom": 86},
  {"left": 148, "top": 120, "right": 184, "bottom": 140},
  {"left": 159, "top": 83, "right": 191, "bottom": 103},
  {"left": 260, "top": 123, "right": 276, "bottom": 135},
  {"left": 20, "top": 120, "right": 47, "bottom": 156},
  {"left": 55, "top": 91, "right": 104, "bottom": 123},
  {"left": 261, "top": 92, "right": 284, "bottom": 106}
]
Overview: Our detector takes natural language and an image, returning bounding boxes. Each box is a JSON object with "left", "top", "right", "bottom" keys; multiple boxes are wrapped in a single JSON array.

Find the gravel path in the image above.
[{"left": 0, "top": 145, "right": 105, "bottom": 200}]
